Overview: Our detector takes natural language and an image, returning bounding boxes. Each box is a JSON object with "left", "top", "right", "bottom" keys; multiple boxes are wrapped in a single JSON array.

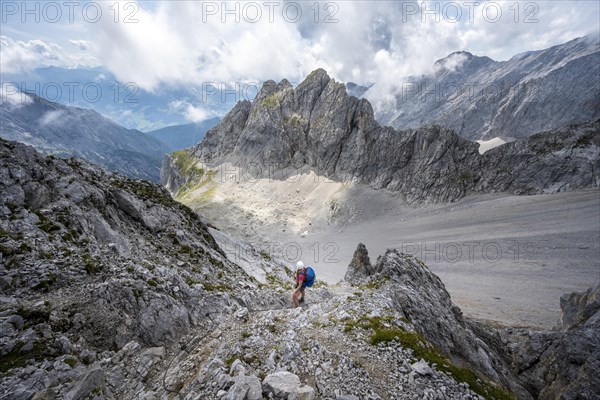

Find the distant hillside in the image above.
[
  {"left": 146, "top": 118, "right": 221, "bottom": 150},
  {"left": 0, "top": 92, "right": 169, "bottom": 182},
  {"left": 2, "top": 66, "right": 252, "bottom": 131}
]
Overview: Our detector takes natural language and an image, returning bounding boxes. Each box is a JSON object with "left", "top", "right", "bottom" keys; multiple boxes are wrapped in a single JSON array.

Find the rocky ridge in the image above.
[
  {"left": 162, "top": 69, "right": 600, "bottom": 204},
  {"left": 0, "top": 138, "right": 293, "bottom": 399}
]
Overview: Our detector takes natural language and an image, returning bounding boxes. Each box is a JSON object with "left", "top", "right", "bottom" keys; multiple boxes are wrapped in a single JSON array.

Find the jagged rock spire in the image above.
[{"left": 345, "top": 243, "right": 372, "bottom": 282}]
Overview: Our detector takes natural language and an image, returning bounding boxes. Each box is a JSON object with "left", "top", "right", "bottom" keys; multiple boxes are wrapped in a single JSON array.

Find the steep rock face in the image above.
[
  {"left": 560, "top": 283, "right": 600, "bottom": 329},
  {"left": 171, "top": 69, "right": 600, "bottom": 204},
  {"left": 507, "top": 284, "right": 600, "bottom": 400},
  {"left": 475, "top": 121, "right": 600, "bottom": 194},
  {"left": 0, "top": 93, "right": 170, "bottom": 182},
  {"left": 195, "top": 70, "right": 480, "bottom": 202},
  {"left": 380, "top": 36, "right": 600, "bottom": 140}
]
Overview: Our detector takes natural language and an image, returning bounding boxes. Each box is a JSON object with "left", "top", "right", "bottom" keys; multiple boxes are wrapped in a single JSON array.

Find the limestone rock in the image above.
[
  {"left": 344, "top": 243, "right": 372, "bottom": 283},
  {"left": 411, "top": 359, "right": 433, "bottom": 376},
  {"left": 560, "top": 283, "right": 600, "bottom": 330},
  {"left": 162, "top": 68, "right": 600, "bottom": 204},
  {"left": 262, "top": 371, "right": 312, "bottom": 398},
  {"left": 63, "top": 366, "right": 104, "bottom": 400}
]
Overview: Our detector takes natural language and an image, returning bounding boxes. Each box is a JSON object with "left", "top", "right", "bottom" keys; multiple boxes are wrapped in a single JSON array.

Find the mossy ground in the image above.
[
  {"left": 172, "top": 150, "right": 205, "bottom": 180},
  {"left": 342, "top": 314, "right": 515, "bottom": 400},
  {"left": 0, "top": 342, "right": 48, "bottom": 373}
]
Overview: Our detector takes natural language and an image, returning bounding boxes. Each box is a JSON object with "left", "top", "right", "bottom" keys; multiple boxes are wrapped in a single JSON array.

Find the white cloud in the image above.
[
  {"left": 1, "top": 1, "right": 598, "bottom": 111},
  {"left": 169, "top": 100, "right": 212, "bottom": 122},
  {"left": 0, "top": 83, "right": 33, "bottom": 107},
  {"left": 69, "top": 39, "right": 91, "bottom": 51},
  {"left": 0, "top": 36, "right": 98, "bottom": 75},
  {"left": 86, "top": 2, "right": 597, "bottom": 94},
  {"left": 39, "top": 110, "right": 65, "bottom": 126},
  {"left": 0, "top": 36, "right": 62, "bottom": 74}
]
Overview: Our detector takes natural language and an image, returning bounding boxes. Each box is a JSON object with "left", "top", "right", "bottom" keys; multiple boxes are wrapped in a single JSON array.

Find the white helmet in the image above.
[{"left": 296, "top": 261, "right": 305, "bottom": 269}]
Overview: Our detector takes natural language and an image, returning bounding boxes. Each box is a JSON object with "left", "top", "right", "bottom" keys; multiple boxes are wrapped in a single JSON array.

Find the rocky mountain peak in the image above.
[
  {"left": 255, "top": 78, "right": 293, "bottom": 100},
  {"left": 298, "top": 68, "right": 331, "bottom": 87},
  {"left": 167, "top": 67, "right": 599, "bottom": 204},
  {"left": 384, "top": 36, "right": 600, "bottom": 139}
]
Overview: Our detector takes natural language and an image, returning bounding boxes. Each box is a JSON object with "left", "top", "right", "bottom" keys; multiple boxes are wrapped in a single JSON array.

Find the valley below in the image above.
[{"left": 175, "top": 171, "right": 600, "bottom": 329}]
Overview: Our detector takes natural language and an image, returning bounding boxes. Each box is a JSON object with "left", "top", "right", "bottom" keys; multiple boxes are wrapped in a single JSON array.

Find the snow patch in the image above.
[{"left": 476, "top": 137, "right": 506, "bottom": 154}]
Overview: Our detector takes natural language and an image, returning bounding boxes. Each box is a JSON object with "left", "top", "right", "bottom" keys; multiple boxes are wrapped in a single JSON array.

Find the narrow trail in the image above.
[
  {"left": 156, "top": 283, "right": 489, "bottom": 400},
  {"left": 161, "top": 288, "right": 339, "bottom": 398}
]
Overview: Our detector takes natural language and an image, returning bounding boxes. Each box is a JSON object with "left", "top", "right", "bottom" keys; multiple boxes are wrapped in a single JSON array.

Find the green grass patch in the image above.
[
  {"left": 369, "top": 327, "right": 515, "bottom": 400},
  {"left": 64, "top": 356, "right": 77, "bottom": 368},
  {"left": 0, "top": 342, "right": 48, "bottom": 373},
  {"left": 34, "top": 211, "right": 61, "bottom": 233},
  {"left": 177, "top": 180, "right": 217, "bottom": 204},
  {"left": 202, "top": 282, "right": 230, "bottom": 292},
  {"left": 259, "top": 250, "right": 272, "bottom": 261},
  {"left": 263, "top": 273, "right": 290, "bottom": 290},
  {"left": 343, "top": 314, "right": 394, "bottom": 333},
  {"left": 172, "top": 150, "right": 205, "bottom": 180},
  {"left": 111, "top": 179, "right": 174, "bottom": 207},
  {"left": 82, "top": 253, "right": 100, "bottom": 274},
  {"left": 33, "top": 273, "right": 57, "bottom": 292},
  {"left": 225, "top": 355, "right": 238, "bottom": 366},
  {"left": 17, "top": 308, "right": 50, "bottom": 328},
  {"left": 260, "top": 93, "right": 280, "bottom": 108},
  {"left": 51, "top": 318, "right": 73, "bottom": 333}
]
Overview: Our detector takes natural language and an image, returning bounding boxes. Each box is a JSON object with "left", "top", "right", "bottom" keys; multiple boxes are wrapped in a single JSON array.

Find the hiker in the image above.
[{"left": 292, "top": 261, "right": 315, "bottom": 307}]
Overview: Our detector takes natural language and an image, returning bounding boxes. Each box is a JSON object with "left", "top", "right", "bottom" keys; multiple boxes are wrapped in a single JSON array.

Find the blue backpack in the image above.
[{"left": 304, "top": 267, "right": 316, "bottom": 287}]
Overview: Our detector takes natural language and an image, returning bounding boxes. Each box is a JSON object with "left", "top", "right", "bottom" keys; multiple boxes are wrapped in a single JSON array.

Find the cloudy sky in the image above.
[{"left": 1, "top": 0, "right": 599, "bottom": 117}]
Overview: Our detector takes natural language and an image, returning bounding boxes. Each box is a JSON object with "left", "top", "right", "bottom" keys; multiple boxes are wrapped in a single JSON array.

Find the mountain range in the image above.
[
  {"left": 1, "top": 66, "right": 247, "bottom": 131},
  {"left": 0, "top": 92, "right": 169, "bottom": 182},
  {"left": 166, "top": 68, "right": 599, "bottom": 204},
  {"left": 146, "top": 118, "right": 221, "bottom": 151},
  {"left": 371, "top": 35, "right": 600, "bottom": 140}
]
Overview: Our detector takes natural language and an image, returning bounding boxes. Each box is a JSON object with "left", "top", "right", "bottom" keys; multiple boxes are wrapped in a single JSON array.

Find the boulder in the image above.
[
  {"left": 560, "top": 283, "right": 600, "bottom": 330},
  {"left": 262, "top": 371, "right": 310, "bottom": 398},
  {"left": 63, "top": 366, "right": 104, "bottom": 400}
]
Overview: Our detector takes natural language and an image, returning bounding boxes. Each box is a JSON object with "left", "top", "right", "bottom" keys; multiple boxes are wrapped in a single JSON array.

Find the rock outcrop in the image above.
[
  {"left": 378, "top": 35, "right": 600, "bottom": 140},
  {"left": 163, "top": 69, "right": 600, "bottom": 204},
  {"left": 345, "top": 243, "right": 600, "bottom": 400},
  {"left": 506, "top": 283, "right": 600, "bottom": 399},
  {"left": 345, "top": 245, "right": 532, "bottom": 399},
  {"left": 344, "top": 242, "right": 372, "bottom": 282}
]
